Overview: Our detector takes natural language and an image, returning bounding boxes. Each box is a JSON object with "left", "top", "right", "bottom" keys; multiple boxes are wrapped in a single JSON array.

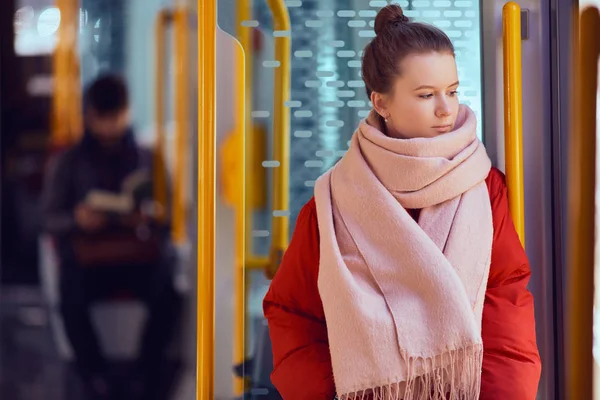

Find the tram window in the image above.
[
  {"left": 12, "top": 0, "right": 123, "bottom": 86},
  {"left": 14, "top": 2, "right": 59, "bottom": 56},
  {"left": 247, "top": 0, "right": 484, "bottom": 228},
  {"left": 13, "top": 2, "right": 90, "bottom": 57},
  {"left": 220, "top": 0, "right": 486, "bottom": 265},
  {"left": 219, "top": 0, "right": 483, "bottom": 232}
]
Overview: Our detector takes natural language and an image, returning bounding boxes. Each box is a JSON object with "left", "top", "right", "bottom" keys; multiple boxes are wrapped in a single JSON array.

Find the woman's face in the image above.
[{"left": 371, "top": 51, "right": 460, "bottom": 139}]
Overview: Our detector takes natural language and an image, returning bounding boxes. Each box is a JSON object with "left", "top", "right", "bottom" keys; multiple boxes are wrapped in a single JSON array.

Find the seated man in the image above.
[{"left": 41, "top": 74, "right": 181, "bottom": 400}]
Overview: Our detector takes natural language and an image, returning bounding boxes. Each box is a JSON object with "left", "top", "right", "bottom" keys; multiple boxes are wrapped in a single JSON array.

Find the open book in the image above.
[{"left": 84, "top": 169, "right": 153, "bottom": 214}]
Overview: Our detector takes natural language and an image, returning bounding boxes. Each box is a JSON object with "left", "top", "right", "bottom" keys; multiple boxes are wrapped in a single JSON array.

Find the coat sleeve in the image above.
[
  {"left": 480, "top": 171, "right": 542, "bottom": 399},
  {"left": 263, "top": 200, "right": 336, "bottom": 400}
]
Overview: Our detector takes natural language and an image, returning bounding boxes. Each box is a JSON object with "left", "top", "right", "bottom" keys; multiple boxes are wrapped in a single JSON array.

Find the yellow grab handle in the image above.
[
  {"left": 502, "top": 2, "right": 525, "bottom": 248},
  {"left": 197, "top": 0, "right": 216, "bottom": 398},
  {"left": 265, "top": 0, "right": 292, "bottom": 278},
  {"left": 565, "top": 6, "right": 600, "bottom": 400}
]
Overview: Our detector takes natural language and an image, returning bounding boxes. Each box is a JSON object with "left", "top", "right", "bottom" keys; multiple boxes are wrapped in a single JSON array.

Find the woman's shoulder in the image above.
[
  {"left": 304, "top": 196, "right": 318, "bottom": 213},
  {"left": 293, "top": 196, "right": 320, "bottom": 240},
  {"left": 485, "top": 167, "right": 508, "bottom": 202},
  {"left": 295, "top": 197, "right": 319, "bottom": 238}
]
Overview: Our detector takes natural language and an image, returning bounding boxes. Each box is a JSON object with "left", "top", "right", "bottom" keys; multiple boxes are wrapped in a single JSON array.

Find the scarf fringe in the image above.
[{"left": 339, "top": 345, "right": 483, "bottom": 400}]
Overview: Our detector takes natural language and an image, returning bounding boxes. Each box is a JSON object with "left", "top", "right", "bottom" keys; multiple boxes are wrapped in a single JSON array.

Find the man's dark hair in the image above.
[{"left": 85, "top": 74, "right": 129, "bottom": 116}]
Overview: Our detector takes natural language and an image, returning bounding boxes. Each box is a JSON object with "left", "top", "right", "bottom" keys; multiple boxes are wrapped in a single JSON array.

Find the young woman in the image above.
[{"left": 263, "top": 4, "right": 541, "bottom": 400}]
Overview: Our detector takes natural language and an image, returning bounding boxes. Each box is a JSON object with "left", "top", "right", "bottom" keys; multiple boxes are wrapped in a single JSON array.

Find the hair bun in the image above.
[{"left": 374, "top": 4, "right": 410, "bottom": 36}]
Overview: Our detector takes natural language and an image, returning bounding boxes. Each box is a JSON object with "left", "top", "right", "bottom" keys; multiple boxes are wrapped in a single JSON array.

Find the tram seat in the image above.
[{"left": 38, "top": 233, "right": 146, "bottom": 360}]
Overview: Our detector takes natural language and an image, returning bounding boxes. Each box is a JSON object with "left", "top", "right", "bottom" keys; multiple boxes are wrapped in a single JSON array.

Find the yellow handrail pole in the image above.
[
  {"left": 154, "top": 10, "right": 169, "bottom": 222},
  {"left": 246, "top": 256, "right": 269, "bottom": 270},
  {"left": 234, "top": 0, "right": 251, "bottom": 394},
  {"left": 565, "top": 6, "right": 600, "bottom": 399},
  {"left": 173, "top": 8, "right": 190, "bottom": 244},
  {"left": 502, "top": 2, "right": 525, "bottom": 248},
  {"left": 52, "top": 0, "right": 81, "bottom": 147},
  {"left": 197, "top": 0, "right": 216, "bottom": 398},
  {"left": 265, "top": 0, "right": 291, "bottom": 277}
]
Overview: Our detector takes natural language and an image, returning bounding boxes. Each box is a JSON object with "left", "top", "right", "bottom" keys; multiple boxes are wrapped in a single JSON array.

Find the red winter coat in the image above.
[{"left": 263, "top": 167, "right": 542, "bottom": 400}]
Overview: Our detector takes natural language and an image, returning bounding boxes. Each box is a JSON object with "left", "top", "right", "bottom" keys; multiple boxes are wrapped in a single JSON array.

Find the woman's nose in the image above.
[{"left": 435, "top": 100, "right": 451, "bottom": 118}]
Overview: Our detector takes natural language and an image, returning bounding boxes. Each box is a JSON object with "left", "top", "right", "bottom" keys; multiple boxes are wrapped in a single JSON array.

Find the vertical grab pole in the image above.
[
  {"left": 154, "top": 10, "right": 169, "bottom": 222},
  {"left": 502, "top": 2, "right": 525, "bottom": 248},
  {"left": 234, "top": 0, "right": 250, "bottom": 394},
  {"left": 565, "top": 6, "right": 600, "bottom": 399},
  {"left": 52, "top": 0, "right": 82, "bottom": 147},
  {"left": 197, "top": 0, "right": 216, "bottom": 398},
  {"left": 173, "top": 8, "right": 190, "bottom": 244},
  {"left": 265, "top": 0, "right": 291, "bottom": 278}
]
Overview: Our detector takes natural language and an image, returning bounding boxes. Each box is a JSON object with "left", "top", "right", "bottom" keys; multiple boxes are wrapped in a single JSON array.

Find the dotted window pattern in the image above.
[
  {"left": 222, "top": 0, "right": 483, "bottom": 244},
  {"left": 279, "top": 0, "right": 482, "bottom": 231}
]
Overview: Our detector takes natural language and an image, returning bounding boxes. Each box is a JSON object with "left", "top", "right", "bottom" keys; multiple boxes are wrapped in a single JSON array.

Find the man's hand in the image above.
[{"left": 74, "top": 204, "right": 107, "bottom": 232}]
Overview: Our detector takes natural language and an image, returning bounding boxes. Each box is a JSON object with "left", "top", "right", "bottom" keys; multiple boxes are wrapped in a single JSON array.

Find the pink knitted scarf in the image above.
[{"left": 314, "top": 105, "right": 493, "bottom": 400}]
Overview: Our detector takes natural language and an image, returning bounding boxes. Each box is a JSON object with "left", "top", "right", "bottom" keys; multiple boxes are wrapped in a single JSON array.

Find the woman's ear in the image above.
[{"left": 370, "top": 91, "right": 389, "bottom": 120}]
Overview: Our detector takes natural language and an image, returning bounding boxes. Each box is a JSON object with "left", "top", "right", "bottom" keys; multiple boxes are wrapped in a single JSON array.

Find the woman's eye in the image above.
[
  {"left": 419, "top": 93, "right": 433, "bottom": 99},
  {"left": 448, "top": 90, "right": 459, "bottom": 97}
]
